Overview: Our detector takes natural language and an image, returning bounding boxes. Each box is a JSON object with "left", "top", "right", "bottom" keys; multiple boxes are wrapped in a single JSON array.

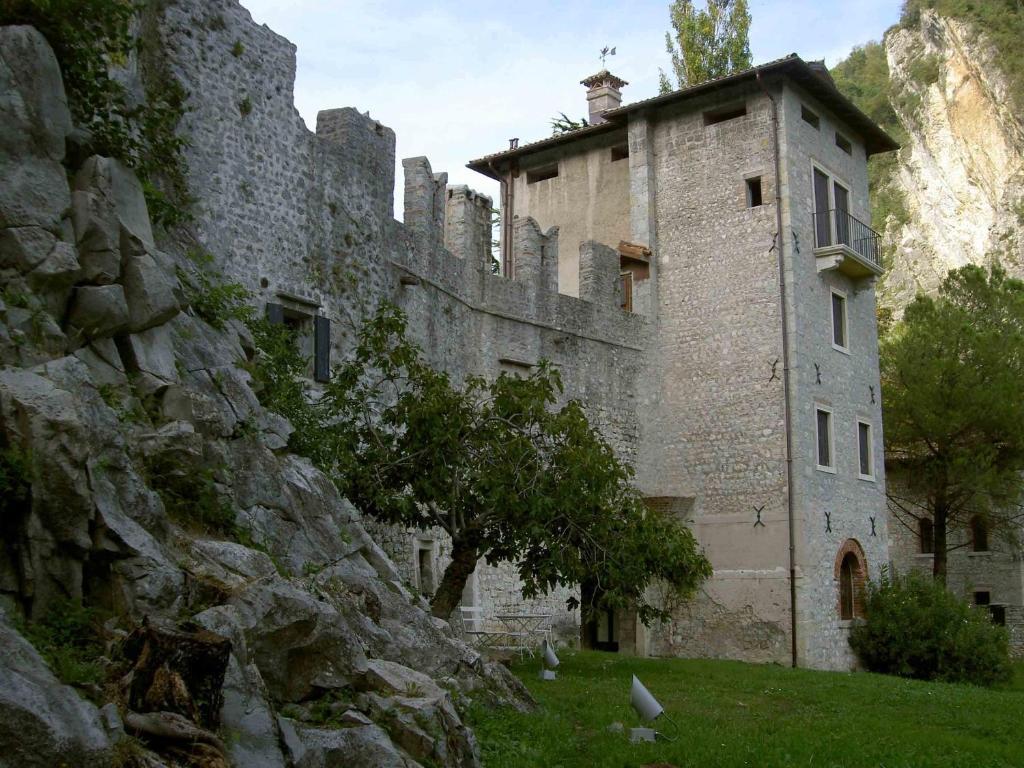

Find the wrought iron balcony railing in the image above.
[{"left": 812, "top": 208, "right": 882, "bottom": 271}]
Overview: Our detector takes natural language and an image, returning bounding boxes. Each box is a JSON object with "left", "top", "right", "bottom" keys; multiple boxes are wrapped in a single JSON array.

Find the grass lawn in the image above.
[{"left": 469, "top": 651, "right": 1024, "bottom": 768}]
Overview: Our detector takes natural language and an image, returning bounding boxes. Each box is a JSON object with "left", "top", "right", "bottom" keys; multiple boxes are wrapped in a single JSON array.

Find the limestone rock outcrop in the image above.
[{"left": 873, "top": 10, "right": 1024, "bottom": 309}]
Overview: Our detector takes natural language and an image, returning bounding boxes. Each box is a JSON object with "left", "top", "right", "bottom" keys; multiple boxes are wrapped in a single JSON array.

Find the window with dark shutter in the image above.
[
  {"left": 816, "top": 408, "right": 833, "bottom": 469},
  {"left": 314, "top": 315, "right": 331, "bottom": 383}
]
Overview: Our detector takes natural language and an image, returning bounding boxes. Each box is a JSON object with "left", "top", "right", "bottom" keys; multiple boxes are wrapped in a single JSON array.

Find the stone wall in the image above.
[
  {"left": 635, "top": 85, "right": 794, "bottom": 664},
  {"left": 777, "top": 80, "right": 890, "bottom": 670},
  {"left": 153, "top": 0, "right": 645, "bottom": 643}
]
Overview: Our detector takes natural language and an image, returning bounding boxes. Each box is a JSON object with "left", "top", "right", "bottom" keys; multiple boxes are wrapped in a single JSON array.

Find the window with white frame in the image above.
[
  {"left": 831, "top": 289, "right": 848, "bottom": 351},
  {"left": 815, "top": 406, "right": 834, "bottom": 471},
  {"left": 857, "top": 420, "right": 874, "bottom": 479}
]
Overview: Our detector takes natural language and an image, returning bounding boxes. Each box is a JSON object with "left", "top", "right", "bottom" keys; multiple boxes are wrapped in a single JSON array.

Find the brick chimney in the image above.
[{"left": 581, "top": 70, "right": 628, "bottom": 125}]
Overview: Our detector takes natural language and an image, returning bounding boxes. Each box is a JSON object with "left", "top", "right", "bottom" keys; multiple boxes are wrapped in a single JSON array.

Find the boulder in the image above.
[
  {"left": 362, "top": 659, "right": 444, "bottom": 700},
  {"left": 122, "top": 252, "right": 180, "bottom": 332},
  {"left": 0, "top": 155, "right": 72, "bottom": 231},
  {"left": 71, "top": 188, "right": 121, "bottom": 283},
  {"left": 67, "top": 284, "right": 130, "bottom": 340},
  {"left": 225, "top": 576, "right": 369, "bottom": 702},
  {"left": 120, "top": 324, "right": 179, "bottom": 382},
  {"left": 0, "top": 25, "right": 71, "bottom": 161},
  {"left": 27, "top": 241, "right": 81, "bottom": 317},
  {"left": 218, "top": 656, "right": 288, "bottom": 768},
  {"left": 0, "top": 608, "right": 109, "bottom": 767},
  {"left": 73, "top": 156, "right": 155, "bottom": 255},
  {"left": 286, "top": 722, "right": 421, "bottom": 768},
  {"left": 0, "top": 226, "right": 56, "bottom": 272}
]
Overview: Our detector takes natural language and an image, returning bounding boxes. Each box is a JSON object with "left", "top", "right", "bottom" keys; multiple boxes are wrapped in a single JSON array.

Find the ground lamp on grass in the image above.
[
  {"left": 630, "top": 674, "right": 678, "bottom": 743},
  {"left": 539, "top": 639, "right": 559, "bottom": 680}
]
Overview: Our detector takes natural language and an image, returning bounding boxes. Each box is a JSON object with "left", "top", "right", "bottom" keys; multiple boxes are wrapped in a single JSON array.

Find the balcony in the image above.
[{"left": 812, "top": 209, "right": 883, "bottom": 279}]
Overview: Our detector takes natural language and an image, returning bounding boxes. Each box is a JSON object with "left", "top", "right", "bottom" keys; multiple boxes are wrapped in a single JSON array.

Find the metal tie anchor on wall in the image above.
[
  {"left": 869, "top": 385, "right": 876, "bottom": 404},
  {"left": 814, "top": 363, "right": 822, "bottom": 385},
  {"left": 753, "top": 505, "right": 766, "bottom": 528},
  {"left": 769, "top": 358, "right": 780, "bottom": 383},
  {"left": 870, "top": 517, "right": 877, "bottom": 536},
  {"left": 825, "top": 511, "right": 832, "bottom": 533}
]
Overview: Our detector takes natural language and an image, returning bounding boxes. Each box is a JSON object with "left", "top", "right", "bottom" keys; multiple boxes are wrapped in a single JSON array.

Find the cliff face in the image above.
[{"left": 835, "top": 8, "right": 1024, "bottom": 310}]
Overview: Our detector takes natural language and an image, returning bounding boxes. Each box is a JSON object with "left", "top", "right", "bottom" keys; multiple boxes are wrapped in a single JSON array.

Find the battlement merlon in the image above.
[
  {"left": 315, "top": 107, "right": 396, "bottom": 221},
  {"left": 445, "top": 184, "right": 493, "bottom": 272}
]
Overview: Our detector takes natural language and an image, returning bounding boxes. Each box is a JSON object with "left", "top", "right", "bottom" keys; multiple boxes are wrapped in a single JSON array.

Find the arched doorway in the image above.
[{"left": 834, "top": 539, "right": 867, "bottom": 621}]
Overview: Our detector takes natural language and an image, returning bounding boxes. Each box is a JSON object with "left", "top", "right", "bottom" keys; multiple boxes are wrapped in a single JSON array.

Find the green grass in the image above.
[{"left": 470, "top": 651, "right": 1024, "bottom": 768}]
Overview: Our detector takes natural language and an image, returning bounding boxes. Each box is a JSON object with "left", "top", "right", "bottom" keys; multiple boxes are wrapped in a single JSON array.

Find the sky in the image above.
[{"left": 238, "top": 0, "right": 902, "bottom": 210}]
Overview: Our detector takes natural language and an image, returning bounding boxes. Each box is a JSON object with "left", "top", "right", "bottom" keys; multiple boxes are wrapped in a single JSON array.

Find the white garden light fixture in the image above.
[
  {"left": 538, "top": 639, "right": 559, "bottom": 680},
  {"left": 629, "top": 675, "right": 678, "bottom": 742}
]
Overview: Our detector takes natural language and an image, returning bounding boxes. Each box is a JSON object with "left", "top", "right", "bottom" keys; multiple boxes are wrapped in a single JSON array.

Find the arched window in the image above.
[
  {"left": 834, "top": 539, "right": 867, "bottom": 621},
  {"left": 919, "top": 518, "right": 934, "bottom": 554},
  {"left": 839, "top": 553, "right": 857, "bottom": 620},
  {"left": 970, "top": 516, "right": 989, "bottom": 552}
]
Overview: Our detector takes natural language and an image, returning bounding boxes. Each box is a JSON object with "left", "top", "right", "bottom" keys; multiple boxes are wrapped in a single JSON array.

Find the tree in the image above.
[
  {"left": 550, "top": 112, "right": 589, "bottom": 135},
  {"left": 881, "top": 264, "right": 1024, "bottom": 582},
  {"left": 659, "top": 0, "right": 752, "bottom": 93},
  {"left": 249, "top": 305, "right": 712, "bottom": 621}
]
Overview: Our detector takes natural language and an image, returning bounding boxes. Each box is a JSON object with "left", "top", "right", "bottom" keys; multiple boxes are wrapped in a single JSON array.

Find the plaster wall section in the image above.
[
  {"left": 511, "top": 131, "right": 631, "bottom": 297},
  {"left": 637, "top": 86, "right": 793, "bottom": 664},
  {"left": 777, "top": 80, "right": 889, "bottom": 669}
]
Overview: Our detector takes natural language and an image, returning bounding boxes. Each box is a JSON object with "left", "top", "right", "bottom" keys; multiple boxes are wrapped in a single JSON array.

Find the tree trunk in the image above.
[
  {"left": 932, "top": 498, "right": 948, "bottom": 585},
  {"left": 430, "top": 534, "right": 479, "bottom": 619}
]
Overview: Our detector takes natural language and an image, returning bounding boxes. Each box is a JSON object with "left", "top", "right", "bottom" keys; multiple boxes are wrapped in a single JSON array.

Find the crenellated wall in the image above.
[{"left": 151, "top": 0, "right": 645, "bottom": 640}]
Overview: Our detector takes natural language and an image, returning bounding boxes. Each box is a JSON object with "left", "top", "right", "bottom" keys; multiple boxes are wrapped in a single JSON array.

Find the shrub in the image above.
[
  {"left": 179, "top": 250, "right": 252, "bottom": 330},
  {"left": 20, "top": 599, "right": 106, "bottom": 688},
  {"left": 144, "top": 453, "right": 236, "bottom": 536},
  {"left": 849, "top": 570, "right": 1012, "bottom": 686}
]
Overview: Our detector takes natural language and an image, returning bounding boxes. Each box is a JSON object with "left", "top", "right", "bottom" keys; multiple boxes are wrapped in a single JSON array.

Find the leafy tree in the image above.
[
  {"left": 247, "top": 304, "right": 711, "bottom": 620},
  {"left": 659, "top": 0, "right": 752, "bottom": 93},
  {"left": 881, "top": 264, "right": 1024, "bottom": 581},
  {"left": 550, "top": 112, "right": 589, "bottom": 135}
]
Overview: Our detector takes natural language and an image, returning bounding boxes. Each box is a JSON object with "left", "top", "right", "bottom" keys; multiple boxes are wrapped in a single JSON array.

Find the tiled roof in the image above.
[{"left": 467, "top": 54, "right": 898, "bottom": 179}]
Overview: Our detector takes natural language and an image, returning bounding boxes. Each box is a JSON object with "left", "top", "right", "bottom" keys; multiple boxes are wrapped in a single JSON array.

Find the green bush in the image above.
[
  {"left": 144, "top": 453, "right": 236, "bottom": 536},
  {"left": 179, "top": 250, "right": 252, "bottom": 330},
  {"left": 849, "top": 570, "right": 1012, "bottom": 686},
  {"left": 20, "top": 599, "right": 106, "bottom": 688}
]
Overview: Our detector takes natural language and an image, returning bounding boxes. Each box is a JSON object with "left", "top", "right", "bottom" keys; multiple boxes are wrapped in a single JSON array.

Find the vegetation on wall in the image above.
[
  {"left": 849, "top": 570, "right": 1012, "bottom": 686},
  {"left": 245, "top": 303, "right": 712, "bottom": 621},
  {"left": 550, "top": 112, "right": 589, "bottom": 136},
  {"left": 659, "top": 0, "right": 752, "bottom": 92},
  {"left": 0, "top": 0, "right": 192, "bottom": 228},
  {"left": 881, "top": 264, "right": 1024, "bottom": 581}
]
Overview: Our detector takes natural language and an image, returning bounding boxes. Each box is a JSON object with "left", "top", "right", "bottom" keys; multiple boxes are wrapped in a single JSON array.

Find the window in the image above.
[
  {"left": 416, "top": 541, "right": 436, "bottom": 595},
  {"left": 970, "top": 516, "right": 989, "bottom": 552},
  {"left": 839, "top": 553, "right": 858, "bottom": 620},
  {"left": 611, "top": 143, "right": 629, "bottom": 162},
  {"left": 815, "top": 406, "right": 834, "bottom": 471},
  {"left": 266, "top": 302, "right": 331, "bottom": 383},
  {"left": 801, "top": 105, "right": 820, "bottom": 129},
  {"left": 919, "top": 518, "right": 934, "bottom": 554},
  {"left": 831, "top": 289, "right": 848, "bottom": 350},
  {"left": 703, "top": 103, "right": 746, "bottom": 125},
  {"left": 835, "top": 133, "right": 852, "bottom": 155},
  {"left": 974, "top": 591, "right": 991, "bottom": 606},
  {"left": 619, "top": 272, "right": 633, "bottom": 312},
  {"left": 812, "top": 166, "right": 852, "bottom": 249},
  {"left": 835, "top": 540, "right": 866, "bottom": 621},
  {"left": 526, "top": 164, "right": 558, "bottom": 183},
  {"left": 745, "top": 177, "right": 763, "bottom": 208},
  {"left": 857, "top": 420, "right": 873, "bottom": 479}
]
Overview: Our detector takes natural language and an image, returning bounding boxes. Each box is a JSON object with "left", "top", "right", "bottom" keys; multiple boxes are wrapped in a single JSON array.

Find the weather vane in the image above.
[{"left": 600, "top": 46, "right": 617, "bottom": 67}]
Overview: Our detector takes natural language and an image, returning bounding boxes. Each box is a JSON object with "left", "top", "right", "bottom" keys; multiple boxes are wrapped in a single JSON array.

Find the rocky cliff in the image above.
[
  {"left": 0, "top": 22, "right": 528, "bottom": 768},
  {"left": 833, "top": 4, "right": 1024, "bottom": 310}
]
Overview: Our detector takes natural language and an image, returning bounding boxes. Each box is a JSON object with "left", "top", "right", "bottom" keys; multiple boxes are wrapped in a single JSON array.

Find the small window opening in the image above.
[
  {"left": 526, "top": 164, "right": 558, "bottom": 184},
  {"left": 974, "top": 591, "right": 991, "bottom": 606},
  {"left": 703, "top": 104, "right": 746, "bottom": 126},
  {"left": 816, "top": 407, "right": 833, "bottom": 470},
  {"left": 835, "top": 133, "right": 852, "bottom": 155},
  {"left": 619, "top": 272, "right": 633, "bottom": 312},
  {"left": 417, "top": 545, "right": 435, "bottom": 595},
  {"left": 989, "top": 604, "right": 1006, "bottom": 626},
  {"left": 801, "top": 105, "right": 820, "bottom": 129},
  {"left": 970, "top": 516, "right": 989, "bottom": 552},
  {"left": 858, "top": 421, "right": 873, "bottom": 478},
  {"left": 831, "top": 291, "right": 847, "bottom": 349},
  {"left": 919, "top": 517, "right": 934, "bottom": 554},
  {"left": 745, "top": 177, "right": 763, "bottom": 207},
  {"left": 611, "top": 143, "right": 629, "bottom": 162}
]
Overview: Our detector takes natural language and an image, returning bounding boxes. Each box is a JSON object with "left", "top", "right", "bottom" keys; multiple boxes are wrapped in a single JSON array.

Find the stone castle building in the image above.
[{"left": 160, "top": 1, "right": 897, "bottom": 670}]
